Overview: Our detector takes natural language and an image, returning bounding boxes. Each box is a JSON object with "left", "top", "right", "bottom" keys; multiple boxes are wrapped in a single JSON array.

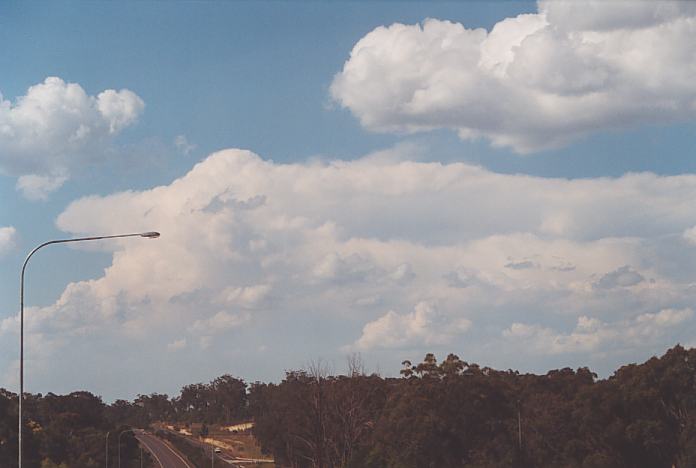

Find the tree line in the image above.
[
  {"left": 3, "top": 345, "right": 696, "bottom": 467},
  {"left": 0, "top": 373, "right": 248, "bottom": 467},
  {"left": 0, "top": 389, "right": 153, "bottom": 467},
  {"left": 249, "top": 347, "right": 696, "bottom": 467}
]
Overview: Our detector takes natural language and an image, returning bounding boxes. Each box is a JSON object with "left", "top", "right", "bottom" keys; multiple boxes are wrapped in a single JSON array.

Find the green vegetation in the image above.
[
  {"left": 157, "top": 430, "right": 211, "bottom": 467},
  {"left": 3, "top": 346, "right": 696, "bottom": 467},
  {"left": 0, "top": 390, "right": 153, "bottom": 467},
  {"left": 249, "top": 347, "right": 696, "bottom": 468},
  {"left": 205, "top": 425, "right": 268, "bottom": 459}
]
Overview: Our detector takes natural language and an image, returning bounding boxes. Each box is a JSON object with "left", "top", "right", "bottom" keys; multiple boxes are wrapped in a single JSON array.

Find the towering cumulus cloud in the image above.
[
  {"left": 331, "top": 1, "right": 696, "bottom": 152},
  {"left": 0, "top": 226, "right": 17, "bottom": 256},
  {"left": 5, "top": 148, "right": 696, "bottom": 393},
  {"left": 0, "top": 77, "right": 144, "bottom": 199}
]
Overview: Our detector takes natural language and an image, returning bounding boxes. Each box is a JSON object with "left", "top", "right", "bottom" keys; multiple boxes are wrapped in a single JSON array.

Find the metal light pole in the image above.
[
  {"left": 118, "top": 428, "right": 137, "bottom": 468},
  {"left": 18, "top": 232, "right": 160, "bottom": 468},
  {"left": 517, "top": 399, "right": 523, "bottom": 450},
  {"left": 106, "top": 430, "right": 111, "bottom": 468}
]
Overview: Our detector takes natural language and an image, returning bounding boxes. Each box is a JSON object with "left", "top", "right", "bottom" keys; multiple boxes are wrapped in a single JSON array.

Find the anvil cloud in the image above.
[{"left": 4, "top": 148, "right": 696, "bottom": 395}]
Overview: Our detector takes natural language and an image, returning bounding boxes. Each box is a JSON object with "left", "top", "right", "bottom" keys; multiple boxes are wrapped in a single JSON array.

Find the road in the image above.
[
  {"left": 153, "top": 425, "right": 274, "bottom": 466},
  {"left": 136, "top": 432, "right": 194, "bottom": 468},
  {"left": 164, "top": 432, "right": 232, "bottom": 466}
]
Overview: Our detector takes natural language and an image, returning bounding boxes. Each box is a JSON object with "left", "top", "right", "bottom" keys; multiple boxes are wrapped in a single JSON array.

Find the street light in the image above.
[
  {"left": 106, "top": 431, "right": 110, "bottom": 468},
  {"left": 18, "top": 231, "right": 160, "bottom": 468},
  {"left": 118, "top": 428, "right": 137, "bottom": 468}
]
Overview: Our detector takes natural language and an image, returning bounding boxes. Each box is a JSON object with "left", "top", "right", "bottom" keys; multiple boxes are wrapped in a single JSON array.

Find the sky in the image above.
[{"left": 1, "top": 0, "right": 696, "bottom": 401}]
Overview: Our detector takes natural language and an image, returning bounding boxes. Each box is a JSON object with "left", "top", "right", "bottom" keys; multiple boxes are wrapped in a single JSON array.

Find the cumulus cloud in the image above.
[
  {"left": 349, "top": 302, "right": 471, "bottom": 351},
  {"left": 0, "top": 77, "right": 144, "bottom": 198},
  {"left": 0, "top": 226, "right": 17, "bottom": 256},
  {"left": 6, "top": 147, "right": 696, "bottom": 394},
  {"left": 331, "top": 1, "right": 696, "bottom": 152},
  {"left": 15, "top": 173, "right": 68, "bottom": 201},
  {"left": 637, "top": 308, "right": 694, "bottom": 328},
  {"left": 504, "top": 308, "right": 694, "bottom": 355}
]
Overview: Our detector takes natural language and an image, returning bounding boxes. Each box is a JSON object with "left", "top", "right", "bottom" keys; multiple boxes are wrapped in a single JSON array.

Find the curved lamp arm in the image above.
[
  {"left": 18, "top": 231, "right": 159, "bottom": 468},
  {"left": 118, "top": 428, "right": 137, "bottom": 468}
]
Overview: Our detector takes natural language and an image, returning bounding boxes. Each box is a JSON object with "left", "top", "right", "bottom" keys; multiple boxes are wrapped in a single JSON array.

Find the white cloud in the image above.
[
  {"left": 189, "top": 311, "right": 250, "bottom": 335},
  {"left": 331, "top": 2, "right": 696, "bottom": 152},
  {"left": 15, "top": 173, "right": 68, "bottom": 201},
  {"left": 95, "top": 88, "right": 144, "bottom": 134},
  {"left": 502, "top": 319, "right": 604, "bottom": 354},
  {"left": 503, "top": 308, "right": 694, "bottom": 355},
  {"left": 636, "top": 308, "right": 694, "bottom": 328},
  {"left": 167, "top": 338, "right": 187, "bottom": 351},
  {"left": 174, "top": 135, "right": 196, "bottom": 155},
  {"left": 683, "top": 226, "right": 696, "bottom": 244},
  {"left": 0, "top": 226, "right": 17, "bottom": 256},
  {"left": 312, "top": 252, "right": 379, "bottom": 284},
  {"left": 217, "top": 284, "right": 271, "bottom": 309},
  {"left": 0, "top": 77, "right": 144, "bottom": 198},
  {"left": 7, "top": 147, "right": 696, "bottom": 393},
  {"left": 389, "top": 263, "right": 416, "bottom": 284},
  {"left": 349, "top": 301, "right": 471, "bottom": 351},
  {"left": 540, "top": 0, "right": 696, "bottom": 32}
]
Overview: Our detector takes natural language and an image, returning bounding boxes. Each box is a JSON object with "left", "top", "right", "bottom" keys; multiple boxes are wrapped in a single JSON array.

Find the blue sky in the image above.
[
  {"left": 2, "top": 1, "right": 696, "bottom": 401},
  {"left": 0, "top": 0, "right": 535, "bottom": 306}
]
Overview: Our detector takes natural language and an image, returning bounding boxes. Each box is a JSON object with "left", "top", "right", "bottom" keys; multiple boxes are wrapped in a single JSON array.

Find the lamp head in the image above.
[{"left": 140, "top": 231, "right": 160, "bottom": 238}]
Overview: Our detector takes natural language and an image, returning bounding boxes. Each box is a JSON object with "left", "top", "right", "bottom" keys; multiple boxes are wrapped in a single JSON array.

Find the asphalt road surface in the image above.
[{"left": 136, "top": 432, "right": 194, "bottom": 468}]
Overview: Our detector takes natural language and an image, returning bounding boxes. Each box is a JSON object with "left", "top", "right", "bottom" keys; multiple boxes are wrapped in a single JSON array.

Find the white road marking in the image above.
[
  {"left": 137, "top": 435, "right": 164, "bottom": 468},
  {"left": 138, "top": 433, "right": 193, "bottom": 468},
  {"left": 162, "top": 438, "right": 195, "bottom": 468}
]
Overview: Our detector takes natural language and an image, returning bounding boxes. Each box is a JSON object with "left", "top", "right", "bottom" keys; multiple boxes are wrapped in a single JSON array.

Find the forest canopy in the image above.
[{"left": 2, "top": 346, "right": 696, "bottom": 467}]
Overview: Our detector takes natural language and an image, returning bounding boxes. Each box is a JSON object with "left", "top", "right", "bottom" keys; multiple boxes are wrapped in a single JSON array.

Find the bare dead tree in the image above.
[
  {"left": 346, "top": 353, "right": 365, "bottom": 378},
  {"left": 306, "top": 359, "right": 330, "bottom": 468}
]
